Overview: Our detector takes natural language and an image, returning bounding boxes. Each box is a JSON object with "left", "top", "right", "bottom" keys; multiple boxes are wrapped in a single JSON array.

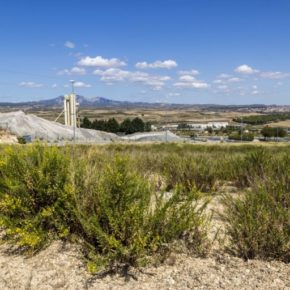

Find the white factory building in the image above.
[
  {"left": 161, "top": 122, "right": 229, "bottom": 131},
  {"left": 188, "top": 122, "right": 229, "bottom": 130}
]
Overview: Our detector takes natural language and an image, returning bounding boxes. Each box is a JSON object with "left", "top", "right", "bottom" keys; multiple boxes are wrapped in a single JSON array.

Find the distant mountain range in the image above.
[
  {"left": 0, "top": 95, "right": 284, "bottom": 111},
  {"left": 0, "top": 95, "right": 175, "bottom": 108}
]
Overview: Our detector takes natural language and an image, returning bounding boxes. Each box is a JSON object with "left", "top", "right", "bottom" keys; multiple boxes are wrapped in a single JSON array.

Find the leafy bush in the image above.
[
  {"left": 161, "top": 154, "right": 218, "bottom": 192},
  {"left": 222, "top": 183, "right": 290, "bottom": 261},
  {"left": 261, "top": 126, "right": 287, "bottom": 138},
  {"left": 0, "top": 145, "right": 75, "bottom": 251},
  {"left": 228, "top": 132, "right": 254, "bottom": 141},
  {"left": 74, "top": 156, "right": 209, "bottom": 271},
  {"left": 17, "top": 136, "right": 27, "bottom": 144},
  {"left": 226, "top": 148, "right": 289, "bottom": 188}
]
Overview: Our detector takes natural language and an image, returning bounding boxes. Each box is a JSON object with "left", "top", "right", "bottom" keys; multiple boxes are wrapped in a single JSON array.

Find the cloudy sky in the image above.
[{"left": 1, "top": 0, "right": 290, "bottom": 104}]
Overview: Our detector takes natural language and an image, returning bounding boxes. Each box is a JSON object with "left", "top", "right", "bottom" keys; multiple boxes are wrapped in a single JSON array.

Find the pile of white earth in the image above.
[
  {"left": 122, "top": 131, "right": 183, "bottom": 142},
  {"left": 0, "top": 111, "right": 119, "bottom": 143}
]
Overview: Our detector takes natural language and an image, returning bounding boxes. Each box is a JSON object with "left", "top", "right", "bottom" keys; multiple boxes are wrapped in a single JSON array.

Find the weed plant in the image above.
[
  {"left": 74, "top": 155, "right": 209, "bottom": 271},
  {"left": 0, "top": 145, "right": 75, "bottom": 251}
]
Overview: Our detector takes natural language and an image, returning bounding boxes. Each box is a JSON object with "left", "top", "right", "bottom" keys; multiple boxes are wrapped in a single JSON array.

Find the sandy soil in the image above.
[{"left": 0, "top": 241, "right": 289, "bottom": 290}]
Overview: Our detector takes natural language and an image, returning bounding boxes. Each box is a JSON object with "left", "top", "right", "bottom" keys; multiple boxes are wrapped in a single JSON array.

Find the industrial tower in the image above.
[{"left": 64, "top": 94, "right": 77, "bottom": 127}]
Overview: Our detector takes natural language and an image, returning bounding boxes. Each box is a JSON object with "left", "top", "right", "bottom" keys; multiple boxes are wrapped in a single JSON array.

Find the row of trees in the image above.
[
  {"left": 81, "top": 117, "right": 151, "bottom": 134},
  {"left": 261, "top": 126, "right": 287, "bottom": 138},
  {"left": 233, "top": 113, "right": 290, "bottom": 125},
  {"left": 228, "top": 132, "right": 255, "bottom": 141},
  {"left": 229, "top": 126, "right": 287, "bottom": 141}
]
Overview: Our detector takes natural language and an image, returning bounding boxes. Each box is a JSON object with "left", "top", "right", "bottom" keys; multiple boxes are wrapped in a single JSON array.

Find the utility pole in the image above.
[
  {"left": 70, "top": 80, "right": 76, "bottom": 145},
  {"left": 240, "top": 117, "right": 243, "bottom": 141}
]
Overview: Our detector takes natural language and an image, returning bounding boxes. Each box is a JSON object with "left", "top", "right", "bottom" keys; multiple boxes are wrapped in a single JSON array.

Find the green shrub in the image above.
[
  {"left": 162, "top": 154, "right": 218, "bottom": 192},
  {"left": 17, "top": 136, "right": 27, "bottom": 144},
  {"left": 228, "top": 132, "right": 254, "bottom": 141},
  {"left": 74, "top": 156, "right": 209, "bottom": 271},
  {"left": 0, "top": 145, "right": 75, "bottom": 251},
  {"left": 222, "top": 184, "right": 290, "bottom": 261},
  {"left": 226, "top": 149, "right": 273, "bottom": 188}
]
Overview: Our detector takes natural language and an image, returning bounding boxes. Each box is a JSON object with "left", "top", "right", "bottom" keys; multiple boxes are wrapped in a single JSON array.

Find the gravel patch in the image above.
[{"left": 0, "top": 241, "right": 289, "bottom": 290}]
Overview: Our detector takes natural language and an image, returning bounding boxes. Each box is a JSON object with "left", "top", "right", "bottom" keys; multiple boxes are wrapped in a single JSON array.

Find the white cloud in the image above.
[
  {"left": 227, "top": 77, "right": 242, "bottom": 83},
  {"left": 260, "top": 71, "right": 290, "bottom": 79},
  {"left": 52, "top": 83, "right": 58, "bottom": 88},
  {"left": 136, "top": 59, "right": 177, "bottom": 69},
  {"left": 19, "top": 81, "right": 43, "bottom": 88},
  {"left": 58, "top": 67, "right": 86, "bottom": 75},
  {"left": 78, "top": 56, "right": 126, "bottom": 68},
  {"left": 168, "top": 92, "right": 181, "bottom": 97},
  {"left": 94, "top": 68, "right": 170, "bottom": 90},
  {"left": 174, "top": 73, "right": 209, "bottom": 89},
  {"left": 94, "top": 68, "right": 130, "bottom": 82},
  {"left": 178, "top": 69, "right": 199, "bottom": 76},
  {"left": 74, "top": 81, "right": 91, "bottom": 88},
  {"left": 235, "top": 64, "right": 259, "bottom": 74},
  {"left": 251, "top": 90, "right": 259, "bottom": 95},
  {"left": 232, "top": 65, "right": 290, "bottom": 80},
  {"left": 217, "top": 85, "right": 228, "bottom": 90},
  {"left": 179, "top": 75, "right": 196, "bottom": 82},
  {"left": 213, "top": 79, "right": 223, "bottom": 84},
  {"left": 64, "top": 41, "right": 75, "bottom": 49},
  {"left": 219, "top": 73, "right": 231, "bottom": 78},
  {"left": 213, "top": 75, "right": 242, "bottom": 84},
  {"left": 174, "top": 81, "right": 209, "bottom": 89}
]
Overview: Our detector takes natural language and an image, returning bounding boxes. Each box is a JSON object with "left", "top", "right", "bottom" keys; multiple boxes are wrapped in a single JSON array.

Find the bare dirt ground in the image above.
[
  {"left": 22, "top": 107, "right": 260, "bottom": 124},
  {"left": 0, "top": 130, "right": 18, "bottom": 144},
  {"left": 1, "top": 187, "right": 289, "bottom": 290},
  {"left": 1, "top": 240, "right": 289, "bottom": 289}
]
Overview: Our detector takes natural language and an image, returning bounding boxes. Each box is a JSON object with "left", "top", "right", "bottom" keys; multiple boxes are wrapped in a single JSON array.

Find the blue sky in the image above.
[{"left": 1, "top": 0, "right": 290, "bottom": 104}]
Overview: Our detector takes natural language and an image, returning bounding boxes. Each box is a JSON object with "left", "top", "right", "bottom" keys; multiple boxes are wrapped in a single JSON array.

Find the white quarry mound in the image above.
[
  {"left": 0, "top": 111, "right": 119, "bottom": 143},
  {"left": 122, "top": 130, "right": 183, "bottom": 142}
]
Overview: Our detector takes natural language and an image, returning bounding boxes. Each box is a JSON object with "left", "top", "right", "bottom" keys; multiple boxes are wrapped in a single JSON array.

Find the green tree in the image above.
[
  {"left": 92, "top": 119, "right": 106, "bottom": 131},
  {"left": 131, "top": 117, "right": 145, "bottom": 132},
  {"left": 120, "top": 118, "right": 134, "bottom": 134},
  {"left": 206, "top": 127, "right": 213, "bottom": 134},
  {"left": 145, "top": 122, "right": 152, "bottom": 132},
  {"left": 106, "top": 118, "right": 120, "bottom": 133},
  {"left": 277, "top": 127, "right": 287, "bottom": 138},
  {"left": 229, "top": 132, "right": 254, "bottom": 141},
  {"left": 261, "top": 126, "right": 274, "bottom": 138},
  {"left": 81, "top": 117, "right": 92, "bottom": 129}
]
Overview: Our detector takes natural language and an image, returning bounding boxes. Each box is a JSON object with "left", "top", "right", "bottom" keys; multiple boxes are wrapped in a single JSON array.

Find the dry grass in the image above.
[{"left": 18, "top": 107, "right": 263, "bottom": 125}]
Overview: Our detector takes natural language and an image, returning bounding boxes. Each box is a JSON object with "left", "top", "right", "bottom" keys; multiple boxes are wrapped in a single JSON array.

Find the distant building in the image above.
[
  {"left": 160, "top": 124, "right": 179, "bottom": 130},
  {"left": 160, "top": 122, "right": 229, "bottom": 131},
  {"left": 207, "top": 122, "right": 229, "bottom": 129},
  {"left": 188, "top": 122, "right": 229, "bottom": 130}
]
